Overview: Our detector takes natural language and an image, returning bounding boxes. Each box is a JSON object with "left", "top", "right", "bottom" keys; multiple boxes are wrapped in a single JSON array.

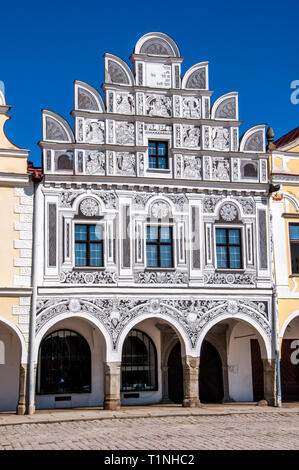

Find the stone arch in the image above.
[
  {"left": 283, "top": 193, "right": 299, "bottom": 212},
  {"left": 280, "top": 310, "right": 299, "bottom": 340},
  {"left": 74, "top": 81, "right": 105, "bottom": 112},
  {"left": 182, "top": 62, "right": 209, "bottom": 90},
  {"left": 195, "top": 313, "right": 271, "bottom": 360},
  {"left": 240, "top": 125, "right": 266, "bottom": 153},
  {"left": 73, "top": 192, "right": 105, "bottom": 215},
  {"left": 116, "top": 310, "right": 192, "bottom": 362},
  {"left": 0, "top": 318, "right": 27, "bottom": 363},
  {"left": 42, "top": 110, "right": 74, "bottom": 143},
  {"left": 105, "top": 54, "right": 135, "bottom": 86},
  {"left": 134, "top": 32, "right": 180, "bottom": 57},
  {"left": 211, "top": 92, "right": 238, "bottom": 120},
  {"left": 34, "top": 310, "right": 113, "bottom": 363}
]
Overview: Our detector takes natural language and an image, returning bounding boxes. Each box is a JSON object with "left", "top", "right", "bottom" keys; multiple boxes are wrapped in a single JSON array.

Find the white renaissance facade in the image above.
[{"left": 32, "top": 32, "right": 276, "bottom": 411}]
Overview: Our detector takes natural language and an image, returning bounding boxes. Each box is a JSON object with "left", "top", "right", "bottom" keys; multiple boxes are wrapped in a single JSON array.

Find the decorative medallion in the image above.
[
  {"left": 220, "top": 204, "right": 237, "bottom": 221},
  {"left": 80, "top": 198, "right": 99, "bottom": 217},
  {"left": 151, "top": 202, "right": 169, "bottom": 219}
]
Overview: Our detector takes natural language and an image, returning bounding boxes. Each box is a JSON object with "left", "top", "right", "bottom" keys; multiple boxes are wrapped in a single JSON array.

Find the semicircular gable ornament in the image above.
[
  {"left": 151, "top": 201, "right": 169, "bottom": 219},
  {"left": 220, "top": 204, "right": 237, "bottom": 221},
  {"left": 80, "top": 198, "right": 99, "bottom": 217}
]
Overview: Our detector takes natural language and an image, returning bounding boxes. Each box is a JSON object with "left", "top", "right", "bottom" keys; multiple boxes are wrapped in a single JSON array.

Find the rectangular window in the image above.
[
  {"left": 216, "top": 228, "right": 242, "bottom": 269},
  {"left": 75, "top": 224, "right": 103, "bottom": 267},
  {"left": 290, "top": 224, "right": 299, "bottom": 274},
  {"left": 146, "top": 226, "right": 173, "bottom": 268},
  {"left": 148, "top": 141, "right": 168, "bottom": 169}
]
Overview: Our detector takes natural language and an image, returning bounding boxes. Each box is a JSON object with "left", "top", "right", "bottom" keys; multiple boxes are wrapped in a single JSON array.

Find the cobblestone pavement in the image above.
[{"left": 0, "top": 412, "right": 299, "bottom": 450}]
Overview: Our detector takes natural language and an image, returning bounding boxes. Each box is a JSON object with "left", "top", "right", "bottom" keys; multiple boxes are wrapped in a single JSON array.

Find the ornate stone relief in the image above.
[
  {"left": 244, "top": 131, "right": 264, "bottom": 152},
  {"left": 145, "top": 123, "right": 172, "bottom": 134},
  {"left": 79, "top": 198, "right": 99, "bottom": 217},
  {"left": 140, "top": 39, "right": 173, "bottom": 56},
  {"left": 151, "top": 201, "right": 170, "bottom": 219},
  {"left": 116, "top": 152, "right": 136, "bottom": 176},
  {"left": 116, "top": 93, "right": 135, "bottom": 114},
  {"left": 91, "top": 189, "right": 118, "bottom": 209},
  {"left": 203, "top": 196, "right": 223, "bottom": 213},
  {"left": 182, "top": 97, "right": 201, "bottom": 118},
  {"left": 35, "top": 296, "right": 271, "bottom": 350},
  {"left": 85, "top": 151, "right": 105, "bottom": 175},
  {"left": 85, "top": 120, "right": 105, "bottom": 143},
  {"left": 78, "top": 88, "right": 98, "bottom": 111},
  {"left": 215, "top": 98, "right": 236, "bottom": 119},
  {"left": 59, "top": 270, "right": 117, "bottom": 284},
  {"left": 220, "top": 204, "right": 238, "bottom": 221},
  {"left": 182, "top": 126, "right": 200, "bottom": 148},
  {"left": 60, "top": 190, "right": 84, "bottom": 208},
  {"left": 166, "top": 194, "right": 188, "bottom": 209},
  {"left": 211, "top": 127, "right": 230, "bottom": 151},
  {"left": 145, "top": 95, "right": 172, "bottom": 117},
  {"left": 46, "top": 117, "right": 68, "bottom": 141},
  {"left": 108, "top": 60, "right": 129, "bottom": 84},
  {"left": 134, "top": 271, "right": 188, "bottom": 284},
  {"left": 115, "top": 122, "right": 135, "bottom": 145},
  {"left": 212, "top": 157, "right": 230, "bottom": 181},
  {"left": 133, "top": 193, "right": 153, "bottom": 209},
  {"left": 185, "top": 69, "right": 206, "bottom": 89},
  {"left": 203, "top": 196, "right": 255, "bottom": 215},
  {"left": 203, "top": 272, "right": 256, "bottom": 286},
  {"left": 182, "top": 155, "right": 202, "bottom": 179}
]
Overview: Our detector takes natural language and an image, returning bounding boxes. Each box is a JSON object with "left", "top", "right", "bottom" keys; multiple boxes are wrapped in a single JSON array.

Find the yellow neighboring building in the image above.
[
  {"left": 270, "top": 126, "right": 299, "bottom": 401},
  {"left": 0, "top": 88, "right": 34, "bottom": 413}
]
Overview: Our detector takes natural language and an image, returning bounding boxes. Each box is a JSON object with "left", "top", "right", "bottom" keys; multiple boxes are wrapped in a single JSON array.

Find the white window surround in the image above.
[
  {"left": 213, "top": 223, "right": 246, "bottom": 271},
  {"left": 72, "top": 220, "right": 106, "bottom": 270}
]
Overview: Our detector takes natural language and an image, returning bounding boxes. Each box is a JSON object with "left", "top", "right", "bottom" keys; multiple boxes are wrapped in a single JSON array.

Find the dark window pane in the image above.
[
  {"left": 121, "top": 330, "right": 157, "bottom": 392},
  {"left": 229, "top": 246, "right": 241, "bottom": 268},
  {"left": 229, "top": 229, "right": 240, "bottom": 245},
  {"left": 160, "top": 227, "right": 171, "bottom": 242},
  {"left": 158, "top": 143, "right": 167, "bottom": 155},
  {"left": 216, "top": 229, "right": 226, "bottom": 244},
  {"left": 158, "top": 157, "right": 167, "bottom": 169},
  {"left": 147, "top": 226, "right": 158, "bottom": 242},
  {"left": 216, "top": 246, "right": 228, "bottom": 268},
  {"left": 90, "top": 225, "right": 102, "bottom": 241},
  {"left": 149, "top": 142, "right": 156, "bottom": 155},
  {"left": 37, "top": 329, "right": 91, "bottom": 395},
  {"left": 90, "top": 244, "right": 103, "bottom": 266},
  {"left": 291, "top": 243, "right": 299, "bottom": 273}
]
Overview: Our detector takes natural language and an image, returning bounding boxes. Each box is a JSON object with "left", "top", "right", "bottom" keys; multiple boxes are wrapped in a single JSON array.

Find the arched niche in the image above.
[
  {"left": 240, "top": 125, "right": 266, "bottom": 153},
  {"left": 211, "top": 92, "right": 238, "bottom": 120},
  {"left": 182, "top": 62, "right": 209, "bottom": 90},
  {"left": 74, "top": 81, "right": 105, "bottom": 112},
  {"left": 134, "top": 32, "right": 181, "bottom": 57},
  {"left": 104, "top": 54, "right": 135, "bottom": 86},
  {"left": 42, "top": 110, "right": 74, "bottom": 143}
]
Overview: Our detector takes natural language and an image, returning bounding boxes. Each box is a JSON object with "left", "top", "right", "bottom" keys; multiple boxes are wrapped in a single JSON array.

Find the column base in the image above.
[
  {"left": 104, "top": 399, "right": 121, "bottom": 411},
  {"left": 16, "top": 404, "right": 26, "bottom": 415},
  {"left": 182, "top": 398, "right": 201, "bottom": 408},
  {"left": 28, "top": 404, "right": 36, "bottom": 415}
]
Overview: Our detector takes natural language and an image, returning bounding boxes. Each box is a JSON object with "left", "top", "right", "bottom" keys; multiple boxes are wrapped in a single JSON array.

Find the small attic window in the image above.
[
  {"left": 243, "top": 163, "right": 257, "bottom": 178},
  {"left": 56, "top": 153, "right": 74, "bottom": 171}
]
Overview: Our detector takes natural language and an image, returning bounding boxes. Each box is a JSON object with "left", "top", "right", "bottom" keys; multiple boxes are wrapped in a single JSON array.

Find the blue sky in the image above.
[{"left": 1, "top": 0, "right": 298, "bottom": 166}]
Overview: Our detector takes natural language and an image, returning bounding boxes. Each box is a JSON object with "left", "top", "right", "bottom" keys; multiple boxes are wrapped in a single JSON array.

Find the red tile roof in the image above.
[{"left": 274, "top": 127, "right": 299, "bottom": 148}]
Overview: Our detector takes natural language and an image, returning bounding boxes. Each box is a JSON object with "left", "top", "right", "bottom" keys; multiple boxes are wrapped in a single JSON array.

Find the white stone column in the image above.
[
  {"left": 104, "top": 362, "right": 121, "bottom": 410},
  {"left": 182, "top": 356, "right": 201, "bottom": 407}
]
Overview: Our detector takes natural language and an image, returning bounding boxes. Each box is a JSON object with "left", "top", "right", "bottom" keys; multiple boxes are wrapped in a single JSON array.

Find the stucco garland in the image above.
[{"left": 36, "top": 297, "right": 271, "bottom": 352}]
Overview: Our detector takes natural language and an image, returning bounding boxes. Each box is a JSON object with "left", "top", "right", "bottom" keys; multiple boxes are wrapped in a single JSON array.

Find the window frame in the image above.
[
  {"left": 146, "top": 225, "right": 174, "bottom": 269},
  {"left": 73, "top": 222, "right": 105, "bottom": 268},
  {"left": 214, "top": 225, "right": 244, "bottom": 270},
  {"left": 148, "top": 140, "right": 169, "bottom": 170},
  {"left": 289, "top": 222, "right": 299, "bottom": 275}
]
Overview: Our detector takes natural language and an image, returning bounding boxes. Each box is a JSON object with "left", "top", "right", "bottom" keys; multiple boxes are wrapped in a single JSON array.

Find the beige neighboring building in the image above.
[
  {"left": 270, "top": 127, "right": 299, "bottom": 401},
  {"left": 0, "top": 88, "right": 35, "bottom": 413}
]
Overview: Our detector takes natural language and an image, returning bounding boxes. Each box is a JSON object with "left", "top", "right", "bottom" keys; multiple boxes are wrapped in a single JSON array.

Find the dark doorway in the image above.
[
  {"left": 199, "top": 340, "right": 224, "bottom": 403},
  {"left": 250, "top": 339, "right": 264, "bottom": 401},
  {"left": 281, "top": 339, "right": 299, "bottom": 401},
  {"left": 167, "top": 342, "right": 183, "bottom": 403}
]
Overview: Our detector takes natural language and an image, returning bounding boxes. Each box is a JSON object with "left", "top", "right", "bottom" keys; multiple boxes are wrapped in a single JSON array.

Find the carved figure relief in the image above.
[
  {"left": 185, "top": 68, "right": 206, "bottom": 89},
  {"left": 115, "top": 122, "right": 135, "bottom": 145},
  {"left": 183, "top": 155, "right": 202, "bottom": 178},
  {"left": 116, "top": 152, "right": 136, "bottom": 176},
  {"left": 116, "top": 93, "right": 135, "bottom": 114},
  {"left": 215, "top": 98, "right": 236, "bottom": 119},
  {"left": 85, "top": 151, "right": 105, "bottom": 175},
  {"left": 182, "top": 97, "right": 201, "bottom": 118},
  {"left": 145, "top": 95, "right": 172, "bottom": 117},
  {"left": 182, "top": 126, "right": 200, "bottom": 148},
  {"left": 212, "top": 157, "right": 230, "bottom": 181},
  {"left": 212, "top": 127, "right": 230, "bottom": 151},
  {"left": 85, "top": 120, "right": 105, "bottom": 143}
]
